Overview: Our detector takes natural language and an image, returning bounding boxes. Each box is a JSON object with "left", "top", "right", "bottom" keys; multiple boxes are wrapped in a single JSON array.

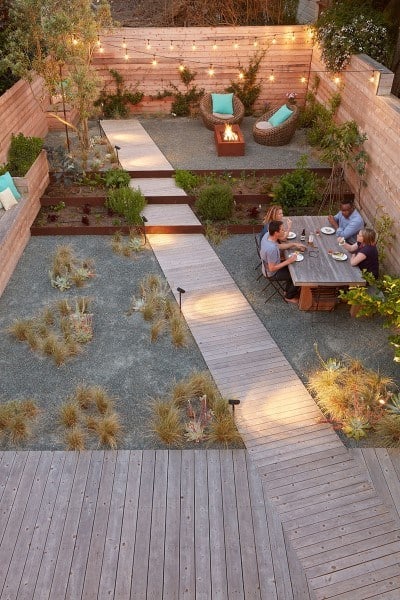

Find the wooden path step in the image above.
[
  {"left": 100, "top": 119, "right": 173, "bottom": 172},
  {"left": 130, "top": 177, "right": 187, "bottom": 197},
  {"left": 148, "top": 230, "right": 400, "bottom": 600},
  {"left": 0, "top": 449, "right": 311, "bottom": 600}
]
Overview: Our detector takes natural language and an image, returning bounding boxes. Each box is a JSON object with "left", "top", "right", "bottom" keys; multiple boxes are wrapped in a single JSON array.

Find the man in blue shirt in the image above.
[{"left": 328, "top": 200, "right": 364, "bottom": 244}]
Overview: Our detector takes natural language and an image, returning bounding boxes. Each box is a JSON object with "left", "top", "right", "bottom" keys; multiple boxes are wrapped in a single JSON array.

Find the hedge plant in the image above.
[
  {"left": 271, "top": 156, "right": 320, "bottom": 212},
  {"left": 7, "top": 133, "right": 44, "bottom": 176},
  {"left": 195, "top": 183, "right": 234, "bottom": 221}
]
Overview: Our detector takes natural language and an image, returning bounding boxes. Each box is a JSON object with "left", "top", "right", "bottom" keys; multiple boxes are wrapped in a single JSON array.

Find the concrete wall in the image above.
[
  {"left": 0, "top": 76, "right": 48, "bottom": 165},
  {"left": 312, "top": 48, "right": 400, "bottom": 274}
]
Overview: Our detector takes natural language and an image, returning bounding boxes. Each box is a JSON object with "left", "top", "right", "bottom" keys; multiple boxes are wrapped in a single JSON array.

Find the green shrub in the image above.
[
  {"left": 94, "top": 69, "right": 143, "bottom": 118},
  {"left": 174, "top": 170, "right": 200, "bottom": 192},
  {"left": 272, "top": 156, "right": 320, "bottom": 211},
  {"left": 105, "top": 187, "right": 146, "bottom": 225},
  {"left": 225, "top": 51, "right": 265, "bottom": 116},
  {"left": 7, "top": 133, "right": 43, "bottom": 176},
  {"left": 104, "top": 168, "right": 131, "bottom": 189},
  {"left": 195, "top": 183, "right": 234, "bottom": 222}
]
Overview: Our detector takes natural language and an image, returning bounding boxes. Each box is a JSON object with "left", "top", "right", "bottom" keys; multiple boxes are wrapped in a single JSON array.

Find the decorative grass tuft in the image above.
[
  {"left": 94, "top": 414, "right": 122, "bottom": 449},
  {"left": 207, "top": 414, "right": 242, "bottom": 446},
  {"left": 375, "top": 414, "right": 400, "bottom": 447},
  {"left": 65, "top": 427, "right": 86, "bottom": 451},
  {"left": 60, "top": 402, "right": 80, "bottom": 428},
  {"left": 151, "top": 402, "right": 183, "bottom": 446}
]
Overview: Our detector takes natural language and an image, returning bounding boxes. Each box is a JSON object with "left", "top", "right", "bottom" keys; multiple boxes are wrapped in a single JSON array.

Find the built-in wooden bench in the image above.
[{"left": 0, "top": 150, "right": 49, "bottom": 297}]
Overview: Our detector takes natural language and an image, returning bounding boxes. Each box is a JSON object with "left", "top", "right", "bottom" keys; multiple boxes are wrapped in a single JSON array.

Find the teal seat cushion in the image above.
[
  {"left": 268, "top": 104, "right": 293, "bottom": 127},
  {"left": 0, "top": 172, "right": 21, "bottom": 200},
  {"left": 211, "top": 93, "right": 234, "bottom": 115}
]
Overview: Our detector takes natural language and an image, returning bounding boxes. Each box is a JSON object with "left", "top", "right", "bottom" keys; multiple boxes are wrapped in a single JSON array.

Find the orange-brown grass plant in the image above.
[
  {"left": 0, "top": 404, "right": 10, "bottom": 432},
  {"left": 35, "top": 320, "right": 51, "bottom": 338},
  {"left": 122, "top": 245, "right": 132, "bottom": 257},
  {"left": 70, "top": 272, "right": 86, "bottom": 288},
  {"left": 210, "top": 396, "right": 230, "bottom": 419},
  {"left": 60, "top": 316, "right": 73, "bottom": 338},
  {"left": 65, "top": 426, "right": 86, "bottom": 451},
  {"left": 169, "top": 313, "right": 188, "bottom": 347},
  {"left": 140, "top": 273, "right": 163, "bottom": 296},
  {"left": 9, "top": 415, "right": 30, "bottom": 443},
  {"left": 94, "top": 413, "right": 122, "bottom": 449},
  {"left": 92, "top": 387, "right": 113, "bottom": 415},
  {"left": 52, "top": 245, "right": 75, "bottom": 277},
  {"left": 40, "top": 307, "right": 56, "bottom": 326},
  {"left": 141, "top": 294, "right": 162, "bottom": 321},
  {"left": 307, "top": 367, "right": 347, "bottom": 422},
  {"left": 25, "top": 329, "right": 42, "bottom": 351},
  {"left": 7, "top": 318, "right": 35, "bottom": 342},
  {"left": 60, "top": 401, "right": 80, "bottom": 428},
  {"left": 375, "top": 414, "right": 400, "bottom": 447},
  {"left": 186, "top": 371, "right": 220, "bottom": 406},
  {"left": 57, "top": 299, "right": 72, "bottom": 317},
  {"left": 51, "top": 341, "right": 69, "bottom": 366},
  {"left": 75, "top": 296, "right": 92, "bottom": 313},
  {"left": 65, "top": 338, "right": 82, "bottom": 358},
  {"left": 73, "top": 384, "right": 94, "bottom": 410},
  {"left": 150, "top": 318, "right": 166, "bottom": 342},
  {"left": 150, "top": 400, "right": 183, "bottom": 445},
  {"left": 41, "top": 332, "right": 61, "bottom": 356},
  {"left": 85, "top": 415, "right": 99, "bottom": 432},
  {"left": 20, "top": 399, "right": 40, "bottom": 419},
  {"left": 207, "top": 414, "right": 242, "bottom": 446}
]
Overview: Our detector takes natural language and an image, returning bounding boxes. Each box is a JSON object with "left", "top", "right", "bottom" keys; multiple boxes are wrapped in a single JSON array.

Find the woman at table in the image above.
[
  {"left": 341, "top": 227, "right": 379, "bottom": 279},
  {"left": 259, "top": 205, "right": 292, "bottom": 242}
]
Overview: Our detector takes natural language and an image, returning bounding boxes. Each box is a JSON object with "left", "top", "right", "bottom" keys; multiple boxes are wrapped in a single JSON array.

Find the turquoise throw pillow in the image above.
[
  {"left": 268, "top": 104, "right": 293, "bottom": 127},
  {"left": 0, "top": 172, "right": 21, "bottom": 200},
  {"left": 211, "top": 93, "right": 233, "bottom": 115}
]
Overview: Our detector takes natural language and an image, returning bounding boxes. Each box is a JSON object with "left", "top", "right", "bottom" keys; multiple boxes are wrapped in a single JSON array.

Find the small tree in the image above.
[
  {"left": 225, "top": 51, "right": 265, "bottom": 116},
  {"left": 1, "top": 0, "right": 113, "bottom": 151}
]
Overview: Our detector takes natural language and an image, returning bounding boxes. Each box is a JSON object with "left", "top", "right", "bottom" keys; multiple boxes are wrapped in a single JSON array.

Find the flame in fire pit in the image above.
[{"left": 223, "top": 124, "right": 238, "bottom": 142}]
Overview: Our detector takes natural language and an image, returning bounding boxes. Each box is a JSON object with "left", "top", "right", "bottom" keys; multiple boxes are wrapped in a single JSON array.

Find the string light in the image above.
[
  {"left": 98, "top": 44, "right": 104, "bottom": 53},
  {"left": 169, "top": 41, "right": 174, "bottom": 51},
  {"left": 213, "top": 40, "right": 218, "bottom": 50},
  {"left": 269, "top": 70, "right": 275, "bottom": 82},
  {"left": 238, "top": 71, "right": 244, "bottom": 80},
  {"left": 152, "top": 54, "right": 157, "bottom": 66},
  {"left": 124, "top": 48, "right": 128, "bottom": 60},
  {"left": 300, "top": 75, "right": 307, "bottom": 84},
  {"left": 122, "top": 37, "right": 126, "bottom": 48},
  {"left": 208, "top": 64, "right": 215, "bottom": 77},
  {"left": 192, "top": 41, "right": 196, "bottom": 51},
  {"left": 72, "top": 34, "right": 78, "bottom": 45},
  {"left": 333, "top": 75, "right": 341, "bottom": 85},
  {"left": 178, "top": 61, "right": 185, "bottom": 72},
  {"left": 291, "top": 31, "right": 296, "bottom": 42},
  {"left": 272, "top": 34, "right": 277, "bottom": 44},
  {"left": 253, "top": 37, "right": 258, "bottom": 47},
  {"left": 96, "top": 35, "right": 101, "bottom": 47},
  {"left": 369, "top": 70, "right": 375, "bottom": 83},
  {"left": 146, "top": 39, "right": 151, "bottom": 50},
  {"left": 233, "top": 39, "right": 239, "bottom": 49}
]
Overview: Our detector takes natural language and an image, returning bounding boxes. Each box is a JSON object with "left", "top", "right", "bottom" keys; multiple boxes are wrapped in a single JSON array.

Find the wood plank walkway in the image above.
[
  {"left": 149, "top": 231, "right": 400, "bottom": 600},
  {"left": 0, "top": 450, "right": 311, "bottom": 600}
]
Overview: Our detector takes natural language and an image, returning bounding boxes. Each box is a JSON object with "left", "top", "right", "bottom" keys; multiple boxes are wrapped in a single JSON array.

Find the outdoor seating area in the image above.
[
  {"left": 253, "top": 103, "right": 300, "bottom": 146},
  {"left": 199, "top": 92, "right": 245, "bottom": 130}
]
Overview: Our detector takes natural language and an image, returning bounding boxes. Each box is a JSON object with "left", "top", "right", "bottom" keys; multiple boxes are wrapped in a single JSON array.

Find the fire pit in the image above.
[{"left": 214, "top": 124, "right": 245, "bottom": 157}]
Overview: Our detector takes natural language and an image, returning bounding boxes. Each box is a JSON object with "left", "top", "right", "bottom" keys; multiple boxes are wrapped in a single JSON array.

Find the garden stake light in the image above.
[
  {"left": 141, "top": 215, "right": 148, "bottom": 243},
  {"left": 177, "top": 287, "right": 186, "bottom": 312},
  {"left": 228, "top": 398, "right": 240, "bottom": 415}
]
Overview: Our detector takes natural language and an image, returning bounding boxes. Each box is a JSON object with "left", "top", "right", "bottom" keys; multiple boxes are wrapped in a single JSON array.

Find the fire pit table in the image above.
[{"left": 214, "top": 124, "right": 245, "bottom": 157}]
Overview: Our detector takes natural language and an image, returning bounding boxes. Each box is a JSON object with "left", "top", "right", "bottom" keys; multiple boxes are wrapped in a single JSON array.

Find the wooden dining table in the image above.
[{"left": 285, "top": 215, "right": 366, "bottom": 310}]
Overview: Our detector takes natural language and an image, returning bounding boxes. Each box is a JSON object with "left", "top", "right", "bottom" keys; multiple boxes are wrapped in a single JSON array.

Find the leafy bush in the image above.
[
  {"left": 272, "top": 156, "right": 320, "bottom": 211},
  {"left": 105, "top": 187, "right": 146, "bottom": 225},
  {"left": 104, "top": 168, "right": 131, "bottom": 189},
  {"left": 195, "top": 183, "right": 234, "bottom": 221},
  {"left": 94, "top": 69, "right": 143, "bottom": 118},
  {"left": 225, "top": 51, "right": 265, "bottom": 116},
  {"left": 174, "top": 170, "right": 200, "bottom": 192},
  {"left": 7, "top": 133, "right": 43, "bottom": 176},
  {"left": 314, "top": 1, "right": 392, "bottom": 72},
  {"left": 163, "top": 67, "right": 204, "bottom": 117}
]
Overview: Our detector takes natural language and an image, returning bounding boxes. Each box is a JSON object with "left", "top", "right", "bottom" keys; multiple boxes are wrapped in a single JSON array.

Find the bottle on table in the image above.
[{"left": 300, "top": 228, "right": 306, "bottom": 242}]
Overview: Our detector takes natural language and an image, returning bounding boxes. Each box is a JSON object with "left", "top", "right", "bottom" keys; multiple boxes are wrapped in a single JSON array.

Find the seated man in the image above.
[
  {"left": 260, "top": 220, "right": 305, "bottom": 304},
  {"left": 328, "top": 200, "right": 364, "bottom": 244}
]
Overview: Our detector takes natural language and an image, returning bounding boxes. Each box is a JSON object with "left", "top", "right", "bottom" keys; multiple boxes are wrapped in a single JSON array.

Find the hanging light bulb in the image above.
[
  {"left": 300, "top": 75, "right": 307, "bottom": 84},
  {"left": 152, "top": 55, "right": 157, "bottom": 66},
  {"left": 96, "top": 35, "right": 101, "bottom": 47},
  {"left": 98, "top": 43, "right": 104, "bottom": 53},
  {"left": 208, "top": 64, "right": 215, "bottom": 77},
  {"left": 291, "top": 31, "right": 296, "bottom": 42},
  {"left": 192, "top": 41, "right": 196, "bottom": 51},
  {"left": 269, "top": 70, "right": 275, "bottom": 82},
  {"left": 178, "top": 61, "right": 185, "bottom": 72},
  {"left": 72, "top": 34, "right": 78, "bottom": 45},
  {"left": 238, "top": 71, "right": 244, "bottom": 80},
  {"left": 170, "top": 40, "right": 174, "bottom": 51},
  {"left": 213, "top": 40, "right": 218, "bottom": 51},
  {"left": 272, "top": 34, "right": 277, "bottom": 45},
  {"left": 233, "top": 39, "right": 239, "bottom": 49},
  {"left": 122, "top": 37, "right": 127, "bottom": 49},
  {"left": 146, "top": 39, "right": 151, "bottom": 50},
  {"left": 333, "top": 75, "right": 341, "bottom": 85},
  {"left": 369, "top": 70, "right": 375, "bottom": 83},
  {"left": 253, "top": 37, "right": 258, "bottom": 47},
  {"left": 124, "top": 48, "right": 128, "bottom": 60}
]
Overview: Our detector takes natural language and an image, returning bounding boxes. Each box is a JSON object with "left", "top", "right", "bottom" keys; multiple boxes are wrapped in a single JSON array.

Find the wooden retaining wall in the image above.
[
  {"left": 311, "top": 49, "right": 400, "bottom": 274},
  {"left": 0, "top": 151, "right": 49, "bottom": 297},
  {"left": 94, "top": 26, "right": 314, "bottom": 112},
  {"left": 0, "top": 76, "right": 48, "bottom": 165}
]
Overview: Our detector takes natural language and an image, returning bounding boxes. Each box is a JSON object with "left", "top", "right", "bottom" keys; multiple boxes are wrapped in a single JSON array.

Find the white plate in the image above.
[
  {"left": 331, "top": 252, "right": 347, "bottom": 261},
  {"left": 289, "top": 253, "right": 304, "bottom": 262},
  {"left": 287, "top": 231, "right": 296, "bottom": 239},
  {"left": 321, "top": 226, "right": 335, "bottom": 235}
]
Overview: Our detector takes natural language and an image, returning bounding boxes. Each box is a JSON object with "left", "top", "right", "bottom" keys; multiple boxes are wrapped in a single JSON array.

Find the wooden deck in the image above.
[
  {"left": 0, "top": 449, "right": 312, "bottom": 600},
  {"left": 149, "top": 231, "right": 400, "bottom": 600}
]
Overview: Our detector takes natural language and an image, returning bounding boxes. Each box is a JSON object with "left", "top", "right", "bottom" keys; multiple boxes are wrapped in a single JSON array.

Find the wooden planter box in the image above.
[{"left": 14, "top": 150, "right": 50, "bottom": 202}]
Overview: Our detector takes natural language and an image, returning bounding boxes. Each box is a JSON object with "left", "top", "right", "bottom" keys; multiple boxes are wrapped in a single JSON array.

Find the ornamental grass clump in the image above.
[
  {"left": 0, "top": 399, "right": 40, "bottom": 445},
  {"left": 59, "top": 384, "right": 123, "bottom": 450},
  {"left": 308, "top": 346, "right": 396, "bottom": 442},
  {"left": 150, "top": 371, "right": 243, "bottom": 447},
  {"left": 49, "top": 245, "right": 95, "bottom": 291}
]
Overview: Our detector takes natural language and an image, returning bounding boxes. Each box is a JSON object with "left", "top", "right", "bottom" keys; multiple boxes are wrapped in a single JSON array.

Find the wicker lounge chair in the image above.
[
  {"left": 253, "top": 104, "right": 299, "bottom": 146},
  {"left": 199, "top": 93, "right": 245, "bottom": 130}
]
